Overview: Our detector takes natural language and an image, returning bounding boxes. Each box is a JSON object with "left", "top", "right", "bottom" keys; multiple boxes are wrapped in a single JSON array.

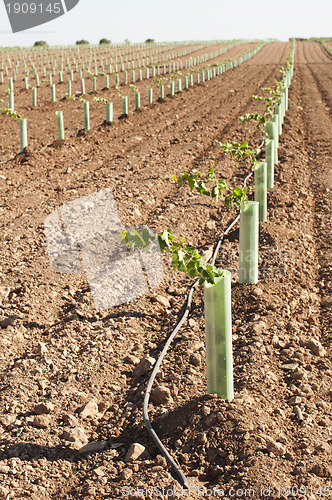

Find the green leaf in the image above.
[
  {"left": 158, "top": 229, "right": 173, "bottom": 252},
  {"left": 126, "top": 229, "right": 145, "bottom": 248},
  {"left": 211, "top": 185, "right": 219, "bottom": 200},
  {"left": 177, "top": 249, "right": 185, "bottom": 263},
  {"left": 218, "top": 178, "right": 228, "bottom": 189},
  {"left": 141, "top": 226, "right": 155, "bottom": 248},
  {"left": 188, "top": 178, "right": 196, "bottom": 190},
  {"left": 197, "top": 181, "right": 210, "bottom": 196},
  {"left": 207, "top": 167, "right": 215, "bottom": 181},
  {"left": 188, "top": 266, "right": 198, "bottom": 278}
]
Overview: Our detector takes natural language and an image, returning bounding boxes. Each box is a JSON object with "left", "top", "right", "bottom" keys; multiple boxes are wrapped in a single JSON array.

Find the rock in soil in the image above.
[{"left": 125, "top": 443, "right": 150, "bottom": 462}]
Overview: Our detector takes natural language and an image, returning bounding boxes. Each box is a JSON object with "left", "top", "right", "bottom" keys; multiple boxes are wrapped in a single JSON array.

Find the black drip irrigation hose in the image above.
[
  {"left": 0, "top": 144, "right": 48, "bottom": 166},
  {"left": 143, "top": 281, "right": 197, "bottom": 489},
  {"left": 142, "top": 166, "right": 256, "bottom": 488}
]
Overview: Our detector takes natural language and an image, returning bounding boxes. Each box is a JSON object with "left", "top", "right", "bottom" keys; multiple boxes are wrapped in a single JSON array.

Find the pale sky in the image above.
[{"left": 0, "top": 0, "right": 331, "bottom": 47}]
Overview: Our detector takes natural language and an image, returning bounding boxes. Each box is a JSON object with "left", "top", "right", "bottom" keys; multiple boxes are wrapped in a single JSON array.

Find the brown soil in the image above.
[
  {"left": 0, "top": 40, "right": 331, "bottom": 499},
  {"left": 0, "top": 41, "right": 260, "bottom": 162}
]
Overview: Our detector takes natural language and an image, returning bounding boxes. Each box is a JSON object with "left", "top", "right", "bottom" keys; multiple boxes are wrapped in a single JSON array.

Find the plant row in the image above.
[
  {"left": 0, "top": 42, "right": 260, "bottom": 102},
  {"left": 312, "top": 37, "right": 332, "bottom": 55},
  {"left": 1, "top": 42, "right": 266, "bottom": 152},
  {"left": 0, "top": 41, "right": 246, "bottom": 84},
  {"left": 121, "top": 40, "right": 295, "bottom": 401}
]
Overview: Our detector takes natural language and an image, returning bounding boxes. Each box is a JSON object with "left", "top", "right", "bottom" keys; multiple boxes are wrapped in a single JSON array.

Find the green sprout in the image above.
[{"left": 120, "top": 227, "right": 225, "bottom": 285}]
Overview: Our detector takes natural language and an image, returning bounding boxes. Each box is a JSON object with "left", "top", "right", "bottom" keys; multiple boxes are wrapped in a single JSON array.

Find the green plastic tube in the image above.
[
  {"left": 106, "top": 102, "right": 113, "bottom": 123},
  {"left": 272, "top": 115, "right": 279, "bottom": 164},
  {"left": 160, "top": 84, "right": 165, "bottom": 99},
  {"left": 135, "top": 92, "right": 140, "bottom": 110},
  {"left": 170, "top": 81, "right": 175, "bottom": 96},
  {"left": 279, "top": 94, "right": 284, "bottom": 124},
  {"left": 204, "top": 271, "right": 233, "bottom": 399},
  {"left": 56, "top": 111, "right": 64, "bottom": 140},
  {"left": 122, "top": 96, "right": 128, "bottom": 115},
  {"left": 177, "top": 78, "right": 181, "bottom": 93},
  {"left": 59, "top": 71, "right": 63, "bottom": 83},
  {"left": 185, "top": 76, "right": 189, "bottom": 90},
  {"left": 51, "top": 83, "right": 56, "bottom": 102},
  {"left": 32, "top": 87, "right": 37, "bottom": 106},
  {"left": 81, "top": 78, "right": 85, "bottom": 94},
  {"left": 281, "top": 93, "right": 286, "bottom": 123},
  {"left": 254, "top": 162, "right": 267, "bottom": 222},
  {"left": 265, "top": 121, "right": 276, "bottom": 142},
  {"left": 68, "top": 80, "right": 72, "bottom": 96},
  {"left": 24, "top": 77, "right": 28, "bottom": 89},
  {"left": 105, "top": 75, "right": 109, "bottom": 89},
  {"left": 93, "top": 77, "right": 97, "bottom": 91},
  {"left": 239, "top": 201, "right": 259, "bottom": 284},
  {"left": 148, "top": 87, "right": 153, "bottom": 104},
  {"left": 266, "top": 139, "right": 274, "bottom": 188},
  {"left": 8, "top": 91, "right": 14, "bottom": 111},
  {"left": 19, "top": 118, "right": 27, "bottom": 152},
  {"left": 84, "top": 101, "right": 90, "bottom": 130},
  {"left": 276, "top": 103, "right": 282, "bottom": 135}
]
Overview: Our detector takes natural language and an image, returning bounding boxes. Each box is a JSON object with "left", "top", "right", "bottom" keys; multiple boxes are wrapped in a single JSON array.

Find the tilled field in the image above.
[
  {"left": 0, "top": 40, "right": 331, "bottom": 499},
  {"left": 0, "top": 41, "right": 261, "bottom": 162}
]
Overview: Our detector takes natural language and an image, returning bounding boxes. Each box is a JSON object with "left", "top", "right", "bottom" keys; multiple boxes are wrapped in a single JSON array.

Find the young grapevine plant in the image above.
[
  {"left": 120, "top": 227, "right": 225, "bottom": 285},
  {"left": 172, "top": 165, "right": 248, "bottom": 209},
  {"left": 239, "top": 51, "right": 293, "bottom": 127},
  {"left": 215, "top": 140, "right": 261, "bottom": 168},
  {"left": 0, "top": 98, "right": 23, "bottom": 120}
]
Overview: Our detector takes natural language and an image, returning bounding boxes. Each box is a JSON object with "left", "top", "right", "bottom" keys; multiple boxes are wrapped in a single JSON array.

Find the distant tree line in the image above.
[{"left": 32, "top": 37, "right": 158, "bottom": 47}]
